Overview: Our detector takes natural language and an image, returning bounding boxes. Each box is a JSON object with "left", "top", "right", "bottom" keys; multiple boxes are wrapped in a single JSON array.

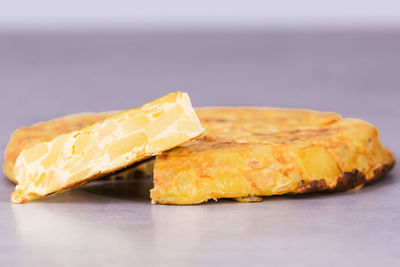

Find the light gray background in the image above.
[
  {"left": 0, "top": 30, "right": 399, "bottom": 266},
  {"left": 2, "top": 0, "right": 400, "bottom": 29}
]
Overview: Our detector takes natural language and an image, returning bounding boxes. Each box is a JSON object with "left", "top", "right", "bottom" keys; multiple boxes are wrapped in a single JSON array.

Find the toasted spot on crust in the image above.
[
  {"left": 293, "top": 163, "right": 394, "bottom": 196},
  {"left": 296, "top": 179, "right": 328, "bottom": 193},
  {"left": 333, "top": 169, "right": 366, "bottom": 192},
  {"left": 367, "top": 161, "right": 395, "bottom": 184}
]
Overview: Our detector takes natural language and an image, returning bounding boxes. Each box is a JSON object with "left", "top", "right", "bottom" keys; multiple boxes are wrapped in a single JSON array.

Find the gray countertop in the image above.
[{"left": 0, "top": 30, "right": 399, "bottom": 267}]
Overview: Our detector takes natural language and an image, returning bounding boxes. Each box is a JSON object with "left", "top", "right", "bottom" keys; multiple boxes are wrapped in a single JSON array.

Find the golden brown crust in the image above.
[
  {"left": 151, "top": 108, "right": 395, "bottom": 205},
  {"left": 236, "top": 162, "right": 394, "bottom": 202},
  {"left": 151, "top": 163, "right": 395, "bottom": 205}
]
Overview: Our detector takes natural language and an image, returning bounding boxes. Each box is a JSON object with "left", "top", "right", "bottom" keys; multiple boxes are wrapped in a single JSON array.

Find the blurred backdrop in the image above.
[
  {"left": 1, "top": 1, "right": 400, "bottom": 30},
  {"left": 1, "top": 1, "right": 399, "bottom": 155}
]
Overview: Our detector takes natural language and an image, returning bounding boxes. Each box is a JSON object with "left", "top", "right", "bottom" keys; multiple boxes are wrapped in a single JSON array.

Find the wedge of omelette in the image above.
[
  {"left": 150, "top": 108, "right": 395, "bottom": 204},
  {"left": 4, "top": 92, "right": 204, "bottom": 203}
]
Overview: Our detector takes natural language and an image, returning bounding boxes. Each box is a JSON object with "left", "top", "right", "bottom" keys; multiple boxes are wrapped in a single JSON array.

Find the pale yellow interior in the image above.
[{"left": 11, "top": 92, "right": 204, "bottom": 203}]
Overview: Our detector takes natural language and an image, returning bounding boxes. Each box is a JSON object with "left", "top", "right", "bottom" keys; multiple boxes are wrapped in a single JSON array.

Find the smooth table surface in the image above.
[{"left": 0, "top": 30, "right": 399, "bottom": 267}]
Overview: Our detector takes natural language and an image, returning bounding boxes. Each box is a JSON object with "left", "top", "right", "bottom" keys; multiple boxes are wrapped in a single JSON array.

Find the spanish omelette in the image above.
[
  {"left": 150, "top": 108, "right": 395, "bottom": 204},
  {"left": 4, "top": 92, "right": 204, "bottom": 203}
]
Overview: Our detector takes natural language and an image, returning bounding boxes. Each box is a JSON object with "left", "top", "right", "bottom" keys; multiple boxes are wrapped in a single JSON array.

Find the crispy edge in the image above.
[
  {"left": 366, "top": 161, "right": 396, "bottom": 184},
  {"left": 295, "top": 161, "right": 395, "bottom": 194},
  {"left": 295, "top": 169, "right": 367, "bottom": 194},
  {"left": 153, "top": 161, "right": 395, "bottom": 205}
]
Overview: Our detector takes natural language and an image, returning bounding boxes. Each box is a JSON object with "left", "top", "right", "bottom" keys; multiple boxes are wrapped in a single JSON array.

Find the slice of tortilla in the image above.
[{"left": 4, "top": 92, "right": 204, "bottom": 203}]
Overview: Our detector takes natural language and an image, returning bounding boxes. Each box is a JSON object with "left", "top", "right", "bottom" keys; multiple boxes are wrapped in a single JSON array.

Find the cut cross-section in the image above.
[{"left": 6, "top": 92, "right": 204, "bottom": 203}]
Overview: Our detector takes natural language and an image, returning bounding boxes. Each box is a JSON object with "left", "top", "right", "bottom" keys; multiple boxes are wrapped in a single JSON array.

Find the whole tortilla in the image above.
[{"left": 150, "top": 107, "right": 395, "bottom": 204}]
